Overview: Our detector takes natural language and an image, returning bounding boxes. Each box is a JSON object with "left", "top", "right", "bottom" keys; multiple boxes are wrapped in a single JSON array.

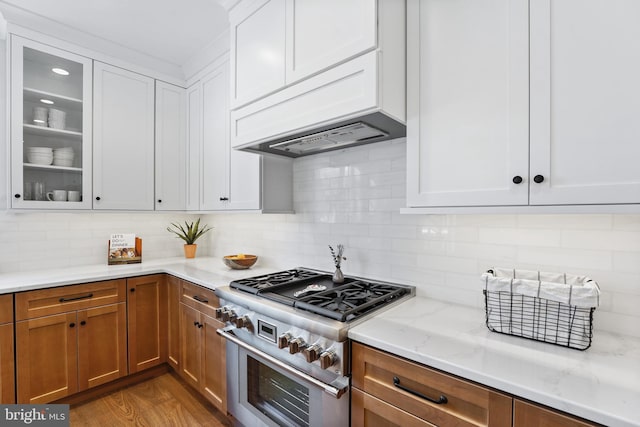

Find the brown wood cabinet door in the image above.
[
  {"left": 16, "top": 312, "right": 78, "bottom": 403},
  {"left": 179, "top": 303, "right": 202, "bottom": 390},
  {"left": 127, "top": 275, "right": 168, "bottom": 373},
  {"left": 352, "top": 342, "right": 512, "bottom": 427},
  {"left": 167, "top": 275, "right": 181, "bottom": 371},
  {"left": 352, "top": 387, "right": 437, "bottom": 427},
  {"left": 0, "top": 323, "right": 15, "bottom": 404},
  {"left": 201, "top": 313, "right": 226, "bottom": 413},
  {"left": 514, "top": 399, "right": 599, "bottom": 427},
  {"left": 77, "top": 303, "right": 127, "bottom": 390}
]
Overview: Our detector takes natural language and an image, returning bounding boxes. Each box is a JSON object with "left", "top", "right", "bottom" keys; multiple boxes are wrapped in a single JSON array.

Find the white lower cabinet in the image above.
[
  {"left": 187, "top": 57, "right": 293, "bottom": 212},
  {"left": 407, "top": 0, "right": 640, "bottom": 210},
  {"left": 93, "top": 62, "right": 155, "bottom": 210},
  {"left": 155, "top": 81, "right": 187, "bottom": 211}
]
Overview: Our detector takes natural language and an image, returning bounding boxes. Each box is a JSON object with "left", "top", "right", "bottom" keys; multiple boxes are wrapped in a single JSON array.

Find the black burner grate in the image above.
[
  {"left": 230, "top": 269, "right": 323, "bottom": 294},
  {"left": 229, "top": 269, "right": 412, "bottom": 322},
  {"left": 294, "top": 281, "right": 411, "bottom": 322}
]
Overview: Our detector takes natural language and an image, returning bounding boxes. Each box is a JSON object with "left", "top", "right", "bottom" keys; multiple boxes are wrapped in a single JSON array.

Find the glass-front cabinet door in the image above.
[{"left": 10, "top": 35, "right": 93, "bottom": 209}]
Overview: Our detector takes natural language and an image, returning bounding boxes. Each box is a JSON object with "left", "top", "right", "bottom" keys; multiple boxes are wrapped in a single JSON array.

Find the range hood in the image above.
[{"left": 237, "top": 112, "right": 406, "bottom": 158}]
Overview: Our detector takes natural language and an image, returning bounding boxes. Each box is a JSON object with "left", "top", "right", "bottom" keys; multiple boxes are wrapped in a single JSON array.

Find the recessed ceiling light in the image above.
[
  {"left": 40, "top": 99, "right": 54, "bottom": 105},
  {"left": 52, "top": 68, "right": 69, "bottom": 76}
]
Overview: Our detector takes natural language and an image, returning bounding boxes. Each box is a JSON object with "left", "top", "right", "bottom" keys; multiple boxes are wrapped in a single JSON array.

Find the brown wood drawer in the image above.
[
  {"left": 0, "top": 294, "right": 13, "bottom": 324},
  {"left": 352, "top": 387, "right": 436, "bottom": 427},
  {"left": 180, "top": 280, "right": 220, "bottom": 318},
  {"left": 514, "top": 399, "right": 600, "bottom": 427},
  {"left": 15, "top": 280, "right": 126, "bottom": 320},
  {"left": 352, "top": 342, "right": 512, "bottom": 427}
]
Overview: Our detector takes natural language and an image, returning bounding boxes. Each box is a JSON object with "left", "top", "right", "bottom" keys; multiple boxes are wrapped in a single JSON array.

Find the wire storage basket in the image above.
[{"left": 482, "top": 268, "right": 600, "bottom": 351}]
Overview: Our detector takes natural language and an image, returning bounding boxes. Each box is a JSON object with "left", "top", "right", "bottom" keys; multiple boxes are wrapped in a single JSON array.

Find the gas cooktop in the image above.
[{"left": 229, "top": 268, "right": 413, "bottom": 322}]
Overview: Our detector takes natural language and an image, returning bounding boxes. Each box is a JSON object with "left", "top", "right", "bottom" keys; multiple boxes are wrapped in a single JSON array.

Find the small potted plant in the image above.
[{"left": 167, "top": 218, "right": 213, "bottom": 259}]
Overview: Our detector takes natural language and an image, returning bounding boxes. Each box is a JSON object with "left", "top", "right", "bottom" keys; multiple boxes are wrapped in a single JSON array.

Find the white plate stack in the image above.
[
  {"left": 53, "top": 147, "right": 74, "bottom": 167},
  {"left": 27, "top": 147, "right": 53, "bottom": 165},
  {"left": 48, "top": 108, "right": 66, "bottom": 129}
]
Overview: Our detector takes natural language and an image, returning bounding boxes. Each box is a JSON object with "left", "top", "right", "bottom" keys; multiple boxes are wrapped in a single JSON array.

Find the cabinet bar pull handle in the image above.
[
  {"left": 193, "top": 295, "right": 209, "bottom": 303},
  {"left": 393, "top": 376, "right": 448, "bottom": 405},
  {"left": 59, "top": 293, "right": 94, "bottom": 303}
]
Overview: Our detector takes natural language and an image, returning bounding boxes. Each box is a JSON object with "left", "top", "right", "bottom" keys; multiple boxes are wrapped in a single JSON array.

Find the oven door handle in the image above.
[{"left": 217, "top": 327, "right": 349, "bottom": 399}]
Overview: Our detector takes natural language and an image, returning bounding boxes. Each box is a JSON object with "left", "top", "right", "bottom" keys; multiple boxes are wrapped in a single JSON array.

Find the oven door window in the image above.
[{"left": 247, "top": 355, "right": 310, "bottom": 427}]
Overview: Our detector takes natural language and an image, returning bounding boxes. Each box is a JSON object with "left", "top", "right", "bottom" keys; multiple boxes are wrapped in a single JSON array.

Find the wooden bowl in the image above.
[{"left": 223, "top": 254, "right": 258, "bottom": 269}]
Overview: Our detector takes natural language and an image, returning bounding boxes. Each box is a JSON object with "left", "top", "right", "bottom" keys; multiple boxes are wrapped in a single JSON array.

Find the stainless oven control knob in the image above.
[
  {"left": 214, "top": 307, "right": 224, "bottom": 320},
  {"left": 303, "top": 344, "right": 322, "bottom": 363},
  {"left": 233, "top": 315, "right": 251, "bottom": 329},
  {"left": 319, "top": 350, "right": 337, "bottom": 369},
  {"left": 288, "top": 337, "right": 306, "bottom": 354},
  {"left": 278, "top": 333, "right": 293, "bottom": 349},
  {"left": 221, "top": 309, "right": 235, "bottom": 322}
]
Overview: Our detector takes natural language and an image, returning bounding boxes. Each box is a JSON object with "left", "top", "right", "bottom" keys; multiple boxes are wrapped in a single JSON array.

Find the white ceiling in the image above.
[{"left": 0, "top": 0, "right": 230, "bottom": 67}]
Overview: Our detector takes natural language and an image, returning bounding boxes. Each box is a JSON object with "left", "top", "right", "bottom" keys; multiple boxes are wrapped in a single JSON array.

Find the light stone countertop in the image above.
[
  {"left": 2, "top": 259, "right": 637, "bottom": 426},
  {"left": 0, "top": 256, "right": 281, "bottom": 294},
  {"left": 349, "top": 297, "right": 640, "bottom": 427}
]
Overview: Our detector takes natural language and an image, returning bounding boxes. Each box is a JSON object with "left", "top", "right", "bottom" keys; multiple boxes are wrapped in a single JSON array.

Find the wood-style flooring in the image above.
[{"left": 69, "top": 372, "right": 232, "bottom": 427}]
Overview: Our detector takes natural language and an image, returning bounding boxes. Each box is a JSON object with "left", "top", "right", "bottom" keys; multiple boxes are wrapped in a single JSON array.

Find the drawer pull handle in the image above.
[
  {"left": 393, "top": 376, "right": 448, "bottom": 405},
  {"left": 193, "top": 295, "right": 209, "bottom": 304},
  {"left": 59, "top": 293, "right": 94, "bottom": 303}
]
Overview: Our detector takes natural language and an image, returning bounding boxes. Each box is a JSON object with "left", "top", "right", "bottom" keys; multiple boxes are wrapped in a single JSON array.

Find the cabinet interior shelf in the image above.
[
  {"left": 24, "top": 87, "right": 82, "bottom": 110},
  {"left": 23, "top": 123, "right": 82, "bottom": 138},
  {"left": 24, "top": 162, "right": 82, "bottom": 173}
]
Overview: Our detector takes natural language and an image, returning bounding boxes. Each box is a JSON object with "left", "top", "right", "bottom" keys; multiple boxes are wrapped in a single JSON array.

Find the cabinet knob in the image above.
[
  {"left": 80, "top": 320, "right": 86, "bottom": 326},
  {"left": 533, "top": 175, "right": 545, "bottom": 184},
  {"left": 130, "top": 288, "right": 135, "bottom": 293},
  {"left": 512, "top": 176, "right": 523, "bottom": 184},
  {"left": 95, "top": 196, "right": 101, "bottom": 201},
  {"left": 157, "top": 199, "right": 162, "bottom": 203},
  {"left": 14, "top": 194, "right": 21, "bottom": 199},
  {"left": 69, "top": 322, "right": 76, "bottom": 328}
]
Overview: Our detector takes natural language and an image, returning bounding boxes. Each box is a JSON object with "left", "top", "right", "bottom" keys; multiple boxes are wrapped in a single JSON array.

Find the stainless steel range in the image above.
[{"left": 215, "top": 268, "right": 414, "bottom": 427}]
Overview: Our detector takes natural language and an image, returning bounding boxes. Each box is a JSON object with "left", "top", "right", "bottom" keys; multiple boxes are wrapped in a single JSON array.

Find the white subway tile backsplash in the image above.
[
  {"left": 1, "top": 140, "right": 639, "bottom": 337},
  {"left": 479, "top": 227, "right": 562, "bottom": 247},
  {"left": 562, "top": 230, "right": 640, "bottom": 251},
  {"left": 516, "top": 247, "right": 613, "bottom": 271}
]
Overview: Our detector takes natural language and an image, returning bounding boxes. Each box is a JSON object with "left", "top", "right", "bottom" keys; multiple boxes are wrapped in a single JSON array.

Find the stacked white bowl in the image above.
[
  {"left": 27, "top": 147, "right": 53, "bottom": 165},
  {"left": 48, "top": 108, "right": 66, "bottom": 129},
  {"left": 53, "top": 147, "right": 74, "bottom": 167}
]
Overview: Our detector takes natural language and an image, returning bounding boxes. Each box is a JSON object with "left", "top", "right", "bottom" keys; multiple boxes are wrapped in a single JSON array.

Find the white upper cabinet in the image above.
[
  {"left": 155, "top": 81, "right": 187, "bottom": 211},
  {"left": 231, "top": 0, "right": 286, "bottom": 108},
  {"left": 201, "top": 62, "right": 232, "bottom": 210},
  {"left": 529, "top": 0, "right": 640, "bottom": 205},
  {"left": 10, "top": 36, "right": 93, "bottom": 209},
  {"left": 406, "top": 0, "right": 529, "bottom": 208},
  {"left": 188, "top": 58, "right": 293, "bottom": 212},
  {"left": 93, "top": 62, "right": 155, "bottom": 210},
  {"left": 230, "top": 0, "right": 376, "bottom": 109},
  {"left": 285, "top": 0, "right": 375, "bottom": 86},
  {"left": 407, "top": 0, "right": 640, "bottom": 210}
]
